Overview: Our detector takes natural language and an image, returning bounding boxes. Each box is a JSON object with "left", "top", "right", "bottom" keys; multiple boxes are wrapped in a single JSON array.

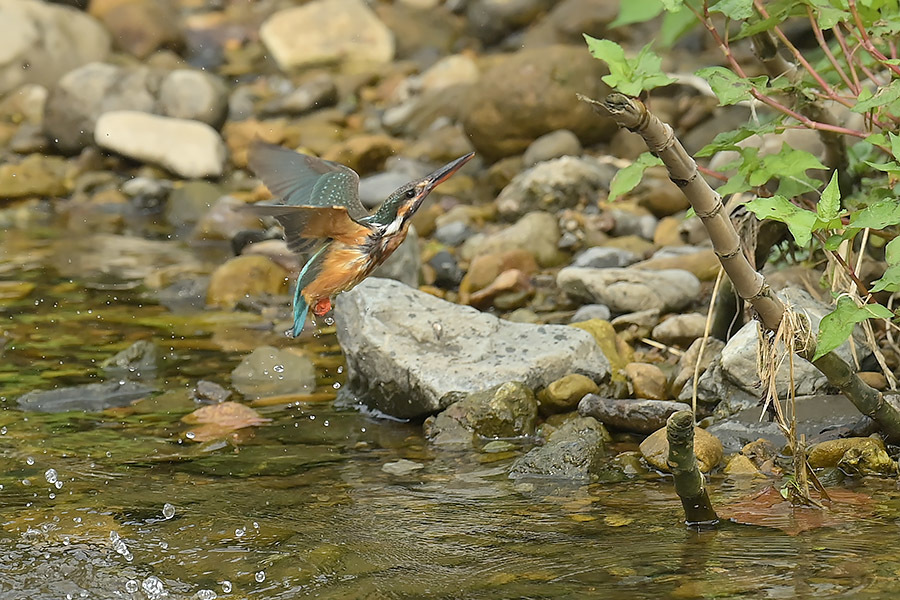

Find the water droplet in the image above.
[
  {"left": 194, "top": 590, "right": 218, "bottom": 600},
  {"left": 44, "top": 468, "right": 58, "bottom": 484},
  {"left": 26, "top": 457, "right": 34, "bottom": 466},
  {"left": 142, "top": 576, "right": 165, "bottom": 599},
  {"left": 235, "top": 528, "right": 245, "bottom": 538},
  {"left": 125, "top": 580, "right": 139, "bottom": 593},
  {"left": 186, "top": 431, "right": 196, "bottom": 440},
  {"left": 272, "top": 364, "right": 284, "bottom": 373},
  {"left": 254, "top": 571, "right": 265, "bottom": 583},
  {"left": 54, "top": 481, "right": 63, "bottom": 489},
  {"left": 332, "top": 382, "right": 341, "bottom": 390},
  {"left": 160, "top": 541, "right": 168, "bottom": 550},
  {"left": 324, "top": 316, "right": 335, "bottom": 326},
  {"left": 252, "top": 521, "right": 259, "bottom": 529},
  {"left": 220, "top": 581, "right": 232, "bottom": 593},
  {"left": 0, "top": 426, "right": 7, "bottom": 435},
  {"left": 162, "top": 503, "right": 175, "bottom": 519}
]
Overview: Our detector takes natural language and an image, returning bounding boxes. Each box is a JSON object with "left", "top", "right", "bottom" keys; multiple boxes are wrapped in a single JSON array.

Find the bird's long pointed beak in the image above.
[{"left": 422, "top": 152, "right": 475, "bottom": 194}]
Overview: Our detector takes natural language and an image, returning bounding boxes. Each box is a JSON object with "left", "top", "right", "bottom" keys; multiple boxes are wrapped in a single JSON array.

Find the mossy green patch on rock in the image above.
[{"left": 569, "top": 319, "right": 633, "bottom": 381}]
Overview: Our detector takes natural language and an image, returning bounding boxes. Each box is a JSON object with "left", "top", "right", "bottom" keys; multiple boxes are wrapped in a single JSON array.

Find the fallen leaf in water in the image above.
[
  {"left": 181, "top": 401, "right": 271, "bottom": 442},
  {"left": 719, "top": 486, "right": 873, "bottom": 536}
]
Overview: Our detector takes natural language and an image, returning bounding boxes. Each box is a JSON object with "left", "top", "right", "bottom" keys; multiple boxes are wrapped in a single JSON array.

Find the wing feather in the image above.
[{"left": 243, "top": 204, "right": 372, "bottom": 251}]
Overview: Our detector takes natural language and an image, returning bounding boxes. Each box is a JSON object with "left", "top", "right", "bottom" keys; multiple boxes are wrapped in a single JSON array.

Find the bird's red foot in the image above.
[{"left": 312, "top": 297, "right": 332, "bottom": 317}]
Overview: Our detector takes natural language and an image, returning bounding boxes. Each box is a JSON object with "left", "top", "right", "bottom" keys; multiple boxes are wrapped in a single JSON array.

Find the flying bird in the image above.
[{"left": 246, "top": 141, "right": 474, "bottom": 337}]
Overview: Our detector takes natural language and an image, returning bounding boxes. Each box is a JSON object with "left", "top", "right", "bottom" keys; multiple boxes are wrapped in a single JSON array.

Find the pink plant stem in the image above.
[
  {"left": 833, "top": 25, "right": 862, "bottom": 91},
  {"left": 807, "top": 6, "right": 857, "bottom": 93},
  {"left": 754, "top": 0, "right": 853, "bottom": 108},
  {"left": 848, "top": 0, "right": 900, "bottom": 77}
]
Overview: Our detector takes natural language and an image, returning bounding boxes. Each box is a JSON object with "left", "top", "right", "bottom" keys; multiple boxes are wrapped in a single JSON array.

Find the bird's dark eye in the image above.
[{"left": 405, "top": 189, "right": 416, "bottom": 199}]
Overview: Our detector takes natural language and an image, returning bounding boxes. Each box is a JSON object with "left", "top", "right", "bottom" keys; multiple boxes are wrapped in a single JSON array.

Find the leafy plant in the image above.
[{"left": 598, "top": 0, "right": 900, "bottom": 369}]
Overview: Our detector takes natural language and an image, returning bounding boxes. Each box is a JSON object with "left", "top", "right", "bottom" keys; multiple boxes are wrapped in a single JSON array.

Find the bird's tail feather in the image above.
[{"left": 292, "top": 285, "right": 309, "bottom": 338}]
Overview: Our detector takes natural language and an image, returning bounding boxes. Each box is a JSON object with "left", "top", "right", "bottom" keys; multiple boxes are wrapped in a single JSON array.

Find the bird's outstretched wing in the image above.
[{"left": 246, "top": 141, "right": 371, "bottom": 253}]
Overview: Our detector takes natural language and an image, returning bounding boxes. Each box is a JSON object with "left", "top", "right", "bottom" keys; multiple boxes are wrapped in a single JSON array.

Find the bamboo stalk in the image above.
[
  {"left": 666, "top": 411, "right": 719, "bottom": 527},
  {"left": 579, "top": 92, "right": 900, "bottom": 442}
]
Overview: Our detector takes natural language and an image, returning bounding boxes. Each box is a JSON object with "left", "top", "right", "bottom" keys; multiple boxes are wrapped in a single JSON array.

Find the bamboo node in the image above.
[
  {"left": 715, "top": 246, "right": 742, "bottom": 260},
  {"left": 695, "top": 198, "right": 724, "bottom": 219},
  {"left": 672, "top": 170, "right": 698, "bottom": 188}
]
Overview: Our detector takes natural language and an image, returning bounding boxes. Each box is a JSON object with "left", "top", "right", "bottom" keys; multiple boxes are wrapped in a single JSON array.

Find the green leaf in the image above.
[
  {"left": 697, "top": 66, "right": 766, "bottom": 105},
  {"left": 850, "top": 199, "right": 900, "bottom": 230},
  {"left": 660, "top": 0, "right": 685, "bottom": 9},
  {"left": 659, "top": 5, "right": 700, "bottom": 46},
  {"left": 871, "top": 265, "right": 900, "bottom": 293},
  {"left": 696, "top": 121, "right": 782, "bottom": 157},
  {"left": 608, "top": 152, "right": 664, "bottom": 201},
  {"left": 824, "top": 234, "right": 844, "bottom": 251},
  {"left": 710, "top": 0, "right": 754, "bottom": 19},
  {"left": 890, "top": 132, "right": 900, "bottom": 161},
  {"left": 852, "top": 80, "right": 900, "bottom": 113},
  {"left": 885, "top": 237, "right": 900, "bottom": 264},
  {"left": 813, "top": 297, "right": 894, "bottom": 361},
  {"left": 804, "top": 0, "right": 848, "bottom": 29},
  {"left": 611, "top": 0, "right": 664, "bottom": 28},
  {"left": 584, "top": 36, "right": 677, "bottom": 96},
  {"left": 817, "top": 171, "right": 841, "bottom": 222},
  {"left": 743, "top": 195, "right": 818, "bottom": 246},
  {"left": 734, "top": 0, "right": 804, "bottom": 39}
]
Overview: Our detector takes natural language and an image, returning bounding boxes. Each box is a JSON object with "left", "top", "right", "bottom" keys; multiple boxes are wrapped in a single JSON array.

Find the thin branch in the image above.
[
  {"left": 848, "top": 0, "right": 900, "bottom": 77},
  {"left": 807, "top": 5, "right": 857, "bottom": 93}
]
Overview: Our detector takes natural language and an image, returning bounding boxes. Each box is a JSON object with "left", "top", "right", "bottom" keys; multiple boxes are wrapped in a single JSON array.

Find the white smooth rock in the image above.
[{"left": 95, "top": 111, "right": 226, "bottom": 179}]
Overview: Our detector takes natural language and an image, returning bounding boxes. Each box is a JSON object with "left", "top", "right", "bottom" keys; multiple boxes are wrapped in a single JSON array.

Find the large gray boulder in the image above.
[
  {"left": 335, "top": 278, "right": 610, "bottom": 419},
  {"left": 0, "top": 0, "right": 110, "bottom": 96},
  {"left": 557, "top": 267, "right": 700, "bottom": 314}
]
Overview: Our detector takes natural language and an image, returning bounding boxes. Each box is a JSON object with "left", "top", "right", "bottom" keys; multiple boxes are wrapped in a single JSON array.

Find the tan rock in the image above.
[
  {"left": 0, "top": 154, "right": 71, "bottom": 198},
  {"left": 538, "top": 373, "right": 599, "bottom": 415},
  {"left": 461, "top": 249, "right": 538, "bottom": 294},
  {"left": 640, "top": 425, "right": 723, "bottom": 473},
  {"left": 570, "top": 319, "right": 633, "bottom": 381},
  {"left": 633, "top": 249, "right": 721, "bottom": 281},
  {"left": 653, "top": 216, "right": 685, "bottom": 247},
  {"left": 89, "top": 0, "right": 181, "bottom": 59},
  {"left": 808, "top": 437, "right": 897, "bottom": 475},
  {"left": 207, "top": 255, "right": 289, "bottom": 309},
  {"left": 624, "top": 362, "right": 668, "bottom": 400},
  {"left": 858, "top": 371, "right": 888, "bottom": 390},
  {"left": 724, "top": 454, "right": 760, "bottom": 476},
  {"left": 321, "top": 134, "right": 404, "bottom": 175}
]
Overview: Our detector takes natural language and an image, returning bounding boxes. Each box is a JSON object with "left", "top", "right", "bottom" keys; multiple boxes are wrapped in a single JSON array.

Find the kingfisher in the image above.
[{"left": 246, "top": 141, "right": 474, "bottom": 337}]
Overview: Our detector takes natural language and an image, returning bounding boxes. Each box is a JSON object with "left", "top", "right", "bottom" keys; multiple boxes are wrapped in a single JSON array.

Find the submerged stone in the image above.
[
  {"left": 508, "top": 415, "right": 609, "bottom": 481},
  {"left": 100, "top": 340, "right": 158, "bottom": 379},
  {"left": 17, "top": 380, "right": 154, "bottom": 413},
  {"left": 231, "top": 346, "right": 316, "bottom": 399},
  {"left": 424, "top": 381, "right": 538, "bottom": 446}
]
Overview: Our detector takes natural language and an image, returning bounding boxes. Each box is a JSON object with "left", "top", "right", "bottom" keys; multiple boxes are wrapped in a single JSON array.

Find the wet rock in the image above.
[
  {"left": 95, "top": 111, "right": 227, "bottom": 179},
  {"left": 572, "top": 247, "right": 640, "bottom": 269},
  {"left": 433, "top": 221, "right": 472, "bottom": 247},
  {"left": 468, "top": 269, "right": 533, "bottom": 309},
  {"left": 191, "top": 380, "right": 232, "bottom": 405},
  {"left": 571, "top": 304, "right": 611, "bottom": 323},
  {"left": 428, "top": 251, "right": 464, "bottom": 288},
  {"left": 808, "top": 437, "right": 897, "bottom": 476},
  {"left": 335, "top": 278, "right": 610, "bottom": 419},
  {"left": 508, "top": 415, "right": 609, "bottom": 481},
  {"left": 424, "top": 381, "right": 538, "bottom": 447},
  {"left": 89, "top": 0, "right": 181, "bottom": 58},
  {"left": 609, "top": 209, "right": 658, "bottom": 240},
  {"left": 0, "top": 281, "right": 35, "bottom": 301},
  {"left": 652, "top": 313, "right": 708, "bottom": 348},
  {"left": 462, "top": 45, "right": 615, "bottom": 161},
  {"left": 53, "top": 233, "right": 197, "bottom": 282},
  {"left": 44, "top": 63, "right": 228, "bottom": 153},
  {"left": 17, "top": 380, "right": 154, "bottom": 413},
  {"left": 724, "top": 454, "right": 760, "bottom": 476},
  {"left": 158, "top": 70, "right": 228, "bottom": 128},
  {"left": 635, "top": 248, "right": 720, "bottom": 281},
  {"left": 0, "top": 154, "right": 71, "bottom": 198},
  {"left": 231, "top": 345, "right": 316, "bottom": 399},
  {"left": 624, "top": 362, "right": 668, "bottom": 400},
  {"left": 206, "top": 255, "right": 289, "bottom": 309},
  {"left": 496, "top": 156, "right": 611, "bottom": 220},
  {"left": 461, "top": 211, "right": 565, "bottom": 268},
  {"left": 671, "top": 336, "right": 726, "bottom": 395},
  {"left": 579, "top": 395, "right": 693, "bottom": 434},
  {"left": 461, "top": 249, "right": 537, "bottom": 294},
  {"left": 522, "top": 0, "right": 619, "bottom": 47},
  {"left": 640, "top": 425, "right": 723, "bottom": 473},
  {"left": 522, "top": 130, "right": 582, "bottom": 167},
  {"left": 538, "top": 373, "right": 599, "bottom": 415},
  {"left": 466, "top": 0, "right": 554, "bottom": 44},
  {"left": 193, "top": 196, "right": 263, "bottom": 241},
  {"left": 164, "top": 181, "right": 223, "bottom": 227},
  {"left": 260, "top": 75, "right": 338, "bottom": 116},
  {"left": 382, "top": 459, "right": 424, "bottom": 476},
  {"left": 558, "top": 267, "right": 700, "bottom": 314},
  {"left": 100, "top": 340, "right": 158, "bottom": 379},
  {"left": 260, "top": 0, "right": 394, "bottom": 70},
  {"left": 0, "top": 83, "right": 48, "bottom": 125},
  {"left": 717, "top": 288, "right": 872, "bottom": 399},
  {"left": 417, "top": 54, "right": 480, "bottom": 93},
  {"left": 569, "top": 319, "right": 633, "bottom": 378},
  {"left": 0, "top": 0, "right": 110, "bottom": 96},
  {"left": 706, "top": 395, "right": 870, "bottom": 453}
]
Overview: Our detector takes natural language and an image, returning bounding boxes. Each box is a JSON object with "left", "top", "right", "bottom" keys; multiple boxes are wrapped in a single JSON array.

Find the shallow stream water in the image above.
[{"left": 4, "top": 226, "right": 900, "bottom": 599}]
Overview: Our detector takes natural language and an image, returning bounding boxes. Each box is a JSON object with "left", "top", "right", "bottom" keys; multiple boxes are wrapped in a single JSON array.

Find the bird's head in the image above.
[{"left": 373, "top": 152, "right": 475, "bottom": 234}]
